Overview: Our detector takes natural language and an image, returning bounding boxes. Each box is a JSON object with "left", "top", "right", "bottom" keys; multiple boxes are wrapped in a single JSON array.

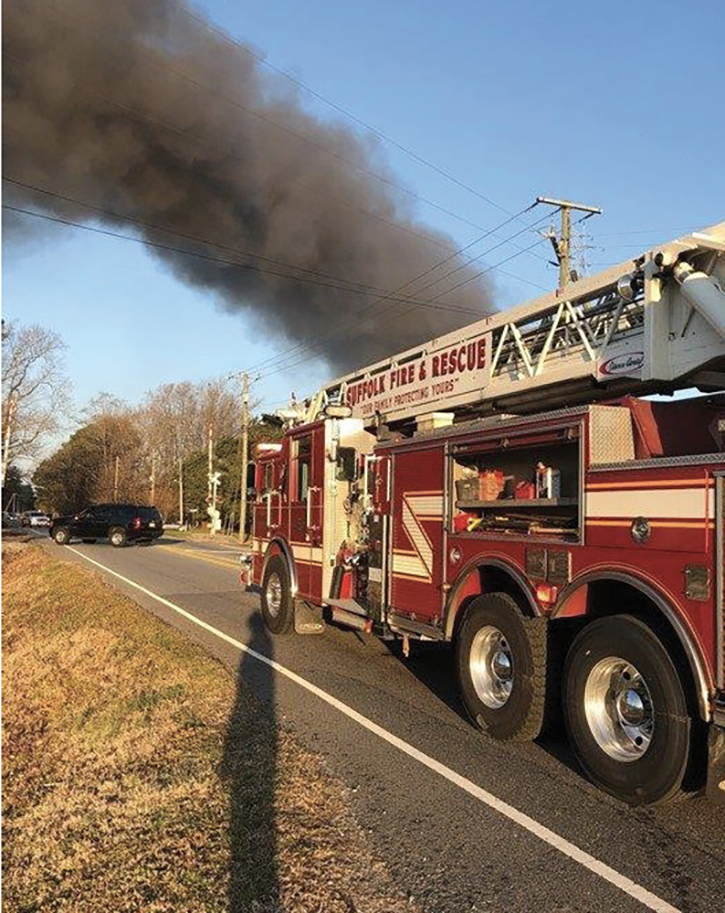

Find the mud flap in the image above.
[
  {"left": 294, "top": 599, "right": 325, "bottom": 635},
  {"left": 706, "top": 725, "right": 725, "bottom": 805}
]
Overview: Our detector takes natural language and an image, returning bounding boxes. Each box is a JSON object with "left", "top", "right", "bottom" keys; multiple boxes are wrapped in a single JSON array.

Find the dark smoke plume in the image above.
[{"left": 3, "top": 0, "right": 494, "bottom": 372}]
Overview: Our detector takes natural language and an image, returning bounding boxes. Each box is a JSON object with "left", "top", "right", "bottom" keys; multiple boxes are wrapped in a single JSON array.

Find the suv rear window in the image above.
[{"left": 138, "top": 506, "right": 162, "bottom": 521}]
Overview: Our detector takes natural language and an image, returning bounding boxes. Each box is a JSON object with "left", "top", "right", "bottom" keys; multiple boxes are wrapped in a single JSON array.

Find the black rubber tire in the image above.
[
  {"left": 53, "top": 527, "right": 71, "bottom": 545},
  {"left": 456, "top": 593, "right": 548, "bottom": 741},
  {"left": 261, "top": 555, "right": 295, "bottom": 635},
  {"left": 563, "top": 615, "right": 691, "bottom": 806},
  {"left": 109, "top": 527, "right": 128, "bottom": 548}
]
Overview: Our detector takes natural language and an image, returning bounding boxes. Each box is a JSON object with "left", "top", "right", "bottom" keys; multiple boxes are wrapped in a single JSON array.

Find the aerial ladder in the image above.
[{"left": 286, "top": 222, "right": 725, "bottom": 428}]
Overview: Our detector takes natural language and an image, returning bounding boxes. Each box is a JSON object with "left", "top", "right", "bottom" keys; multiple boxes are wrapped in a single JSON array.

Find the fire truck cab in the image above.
[{"left": 246, "top": 223, "right": 725, "bottom": 806}]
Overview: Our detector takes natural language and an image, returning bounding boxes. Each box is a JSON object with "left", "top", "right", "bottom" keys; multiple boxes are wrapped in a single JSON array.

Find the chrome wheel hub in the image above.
[
  {"left": 584, "top": 657, "right": 654, "bottom": 762},
  {"left": 469, "top": 625, "right": 514, "bottom": 709},
  {"left": 266, "top": 573, "right": 282, "bottom": 618}
]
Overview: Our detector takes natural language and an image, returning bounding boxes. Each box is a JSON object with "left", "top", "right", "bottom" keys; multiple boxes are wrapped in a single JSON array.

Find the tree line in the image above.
[
  {"left": 2, "top": 319, "right": 281, "bottom": 528},
  {"left": 33, "top": 387, "right": 281, "bottom": 528}
]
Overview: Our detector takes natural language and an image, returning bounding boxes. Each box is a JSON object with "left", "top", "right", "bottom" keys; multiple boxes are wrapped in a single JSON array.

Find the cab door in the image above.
[
  {"left": 389, "top": 447, "right": 446, "bottom": 623},
  {"left": 288, "top": 425, "right": 325, "bottom": 599}
]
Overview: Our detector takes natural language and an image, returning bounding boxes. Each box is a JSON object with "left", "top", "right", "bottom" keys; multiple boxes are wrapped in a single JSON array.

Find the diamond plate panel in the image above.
[{"left": 589, "top": 405, "right": 635, "bottom": 465}]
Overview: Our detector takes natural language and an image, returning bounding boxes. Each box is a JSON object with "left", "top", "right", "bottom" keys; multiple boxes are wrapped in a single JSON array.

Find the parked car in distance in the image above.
[
  {"left": 21, "top": 510, "right": 51, "bottom": 528},
  {"left": 49, "top": 504, "right": 164, "bottom": 547}
]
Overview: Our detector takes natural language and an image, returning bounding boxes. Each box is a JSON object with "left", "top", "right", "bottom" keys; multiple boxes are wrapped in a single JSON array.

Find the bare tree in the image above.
[
  {"left": 1, "top": 320, "right": 70, "bottom": 482},
  {"left": 134, "top": 378, "right": 242, "bottom": 516}
]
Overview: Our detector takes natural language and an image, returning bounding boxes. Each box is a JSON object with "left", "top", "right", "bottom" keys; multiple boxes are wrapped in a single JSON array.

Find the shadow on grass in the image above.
[{"left": 221, "top": 611, "right": 280, "bottom": 912}]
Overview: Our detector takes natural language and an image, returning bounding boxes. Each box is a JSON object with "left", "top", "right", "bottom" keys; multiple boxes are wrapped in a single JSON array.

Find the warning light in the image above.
[{"left": 535, "top": 583, "right": 558, "bottom": 608}]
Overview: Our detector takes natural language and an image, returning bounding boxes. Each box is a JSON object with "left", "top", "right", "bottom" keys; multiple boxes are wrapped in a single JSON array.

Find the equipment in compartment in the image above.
[
  {"left": 535, "top": 463, "right": 561, "bottom": 499},
  {"left": 479, "top": 469, "right": 506, "bottom": 501},
  {"left": 451, "top": 438, "right": 579, "bottom": 540}
]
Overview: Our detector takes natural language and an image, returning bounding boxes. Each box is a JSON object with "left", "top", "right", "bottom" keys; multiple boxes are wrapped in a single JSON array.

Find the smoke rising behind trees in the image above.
[{"left": 3, "top": 0, "right": 494, "bottom": 373}]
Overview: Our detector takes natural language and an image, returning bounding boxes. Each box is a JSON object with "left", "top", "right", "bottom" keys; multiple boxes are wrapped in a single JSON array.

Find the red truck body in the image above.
[
  {"left": 245, "top": 224, "right": 725, "bottom": 804},
  {"left": 248, "top": 396, "right": 725, "bottom": 805}
]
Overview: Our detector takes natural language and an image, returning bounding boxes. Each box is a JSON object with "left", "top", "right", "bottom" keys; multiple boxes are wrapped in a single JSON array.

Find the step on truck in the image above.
[{"left": 242, "top": 222, "right": 725, "bottom": 806}]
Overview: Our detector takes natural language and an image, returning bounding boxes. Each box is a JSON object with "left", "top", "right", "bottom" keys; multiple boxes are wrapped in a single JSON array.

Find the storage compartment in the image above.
[{"left": 449, "top": 437, "right": 580, "bottom": 541}]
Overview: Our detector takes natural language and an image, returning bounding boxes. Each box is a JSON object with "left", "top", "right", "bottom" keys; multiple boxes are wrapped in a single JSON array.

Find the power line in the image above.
[
  {"left": 170, "top": 2, "right": 557, "bottom": 273},
  {"left": 236, "top": 206, "right": 548, "bottom": 376},
  {"left": 175, "top": 0, "right": 514, "bottom": 218},
  {"left": 5, "top": 176, "right": 548, "bottom": 356},
  {"left": 6, "top": 175, "right": 477, "bottom": 310},
  {"left": 254, "top": 245, "right": 548, "bottom": 380},
  {"left": 237, "top": 212, "right": 551, "bottom": 378},
  {"left": 11, "top": 0, "right": 550, "bottom": 268},
  {"left": 2, "top": 201, "right": 479, "bottom": 317},
  {"left": 19, "top": 0, "right": 490, "bottom": 238},
  {"left": 406, "top": 211, "right": 552, "bottom": 298},
  {"left": 595, "top": 226, "right": 698, "bottom": 237},
  {"left": 2, "top": 48, "right": 466, "bottom": 263},
  {"left": 4, "top": 179, "right": 550, "bottom": 388},
  {"left": 4, "top": 194, "right": 550, "bottom": 388},
  {"left": 251, "top": 234, "right": 549, "bottom": 380}
]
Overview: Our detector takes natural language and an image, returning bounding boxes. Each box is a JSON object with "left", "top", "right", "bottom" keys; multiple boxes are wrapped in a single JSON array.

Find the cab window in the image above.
[{"left": 293, "top": 436, "right": 312, "bottom": 501}]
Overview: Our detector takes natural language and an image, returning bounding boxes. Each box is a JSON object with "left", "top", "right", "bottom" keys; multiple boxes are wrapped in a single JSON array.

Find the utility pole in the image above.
[
  {"left": 113, "top": 455, "right": 120, "bottom": 502},
  {"left": 150, "top": 453, "right": 156, "bottom": 504},
  {"left": 178, "top": 456, "right": 184, "bottom": 527},
  {"left": 207, "top": 423, "right": 213, "bottom": 503},
  {"left": 2, "top": 396, "right": 17, "bottom": 486},
  {"left": 207, "top": 423, "right": 214, "bottom": 536},
  {"left": 239, "top": 372, "right": 250, "bottom": 544},
  {"left": 537, "top": 197, "right": 602, "bottom": 288},
  {"left": 207, "top": 423, "right": 221, "bottom": 537}
]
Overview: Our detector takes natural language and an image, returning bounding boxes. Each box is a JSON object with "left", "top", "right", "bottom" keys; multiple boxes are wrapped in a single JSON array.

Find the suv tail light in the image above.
[{"left": 132, "top": 517, "right": 142, "bottom": 530}]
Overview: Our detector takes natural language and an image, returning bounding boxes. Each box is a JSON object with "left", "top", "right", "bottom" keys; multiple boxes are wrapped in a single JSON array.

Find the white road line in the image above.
[{"left": 65, "top": 546, "right": 679, "bottom": 913}]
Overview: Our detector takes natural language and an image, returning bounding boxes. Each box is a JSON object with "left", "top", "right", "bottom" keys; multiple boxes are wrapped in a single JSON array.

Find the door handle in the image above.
[{"left": 306, "top": 486, "right": 321, "bottom": 529}]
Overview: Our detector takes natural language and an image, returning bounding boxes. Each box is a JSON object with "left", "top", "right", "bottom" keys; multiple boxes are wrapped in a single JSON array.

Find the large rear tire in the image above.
[
  {"left": 563, "top": 615, "right": 691, "bottom": 806},
  {"left": 261, "top": 555, "right": 295, "bottom": 635},
  {"left": 456, "top": 593, "right": 548, "bottom": 741},
  {"left": 53, "top": 527, "right": 70, "bottom": 545}
]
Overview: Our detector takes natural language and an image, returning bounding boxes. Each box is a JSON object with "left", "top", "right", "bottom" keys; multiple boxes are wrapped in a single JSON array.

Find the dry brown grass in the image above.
[{"left": 2, "top": 543, "right": 414, "bottom": 913}]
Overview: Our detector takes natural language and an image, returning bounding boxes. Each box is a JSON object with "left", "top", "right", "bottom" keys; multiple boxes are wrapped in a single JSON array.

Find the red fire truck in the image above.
[{"left": 244, "top": 223, "right": 725, "bottom": 806}]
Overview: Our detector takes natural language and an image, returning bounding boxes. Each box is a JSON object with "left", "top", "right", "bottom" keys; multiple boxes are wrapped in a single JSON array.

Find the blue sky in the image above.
[{"left": 4, "top": 0, "right": 724, "bottom": 437}]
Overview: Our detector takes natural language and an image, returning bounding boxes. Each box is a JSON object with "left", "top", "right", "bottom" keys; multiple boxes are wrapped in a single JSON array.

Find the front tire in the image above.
[
  {"left": 456, "top": 593, "right": 548, "bottom": 741},
  {"left": 261, "top": 555, "right": 295, "bottom": 634},
  {"left": 564, "top": 615, "right": 691, "bottom": 806},
  {"left": 53, "top": 527, "right": 71, "bottom": 545},
  {"left": 109, "top": 527, "right": 128, "bottom": 548}
]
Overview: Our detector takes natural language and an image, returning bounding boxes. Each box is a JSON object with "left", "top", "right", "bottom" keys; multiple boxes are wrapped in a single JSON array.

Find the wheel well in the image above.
[
  {"left": 447, "top": 563, "right": 536, "bottom": 642},
  {"left": 264, "top": 538, "right": 298, "bottom": 596},
  {"left": 578, "top": 579, "right": 705, "bottom": 721}
]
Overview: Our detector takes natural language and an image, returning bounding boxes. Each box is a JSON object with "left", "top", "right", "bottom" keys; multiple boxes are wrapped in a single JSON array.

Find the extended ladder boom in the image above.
[{"left": 296, "top": 222, "right": 725, "bottom": 426}]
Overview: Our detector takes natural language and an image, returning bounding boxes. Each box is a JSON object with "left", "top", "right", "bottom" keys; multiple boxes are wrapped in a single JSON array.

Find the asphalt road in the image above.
[{"left": 33, "top": 531, "right": 725, "bottom": 913}]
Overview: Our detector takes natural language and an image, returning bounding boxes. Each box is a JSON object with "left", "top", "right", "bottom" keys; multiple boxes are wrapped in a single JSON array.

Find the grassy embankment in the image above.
[{"left": 2, "top": 542, "right": 413, "bottom": 912}]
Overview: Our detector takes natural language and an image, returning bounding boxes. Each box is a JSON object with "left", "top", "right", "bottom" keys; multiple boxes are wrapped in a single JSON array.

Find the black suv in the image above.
[{"left": 50, "top": 503, "right": 164, "bottom": 547}]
